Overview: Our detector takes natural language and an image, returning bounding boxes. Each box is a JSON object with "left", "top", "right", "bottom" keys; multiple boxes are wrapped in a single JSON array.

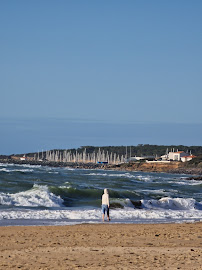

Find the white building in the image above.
[
  {"left": 20, "top": 155, "right": 26, "bottom": 161},
  {"left": 168, "top": 151, "right": 188, "bottom": 161},
  {"left": 161, "top": 154, "right": 168, "bottom": 161},
  {"left": 181, "top": 155, "right": 196, "bottom": 162}
]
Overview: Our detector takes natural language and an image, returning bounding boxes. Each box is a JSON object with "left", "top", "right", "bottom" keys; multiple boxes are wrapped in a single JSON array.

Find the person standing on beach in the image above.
[{"left": 102, "top": 188, "right": 110, "bottom": 222}]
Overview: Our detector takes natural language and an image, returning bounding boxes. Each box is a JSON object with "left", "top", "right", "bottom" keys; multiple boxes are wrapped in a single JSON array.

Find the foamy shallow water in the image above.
[
  {"left": 0, "top": 163, "right": 202, "bottom": 226},
  {"left": 1, "top": 207, "right": 202, "bottom": 226}
]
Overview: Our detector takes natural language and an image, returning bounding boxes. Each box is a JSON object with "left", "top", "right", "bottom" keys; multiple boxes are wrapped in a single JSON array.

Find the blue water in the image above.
[{"left": 0, "top": 163, "right": 202, "bottom": 226}]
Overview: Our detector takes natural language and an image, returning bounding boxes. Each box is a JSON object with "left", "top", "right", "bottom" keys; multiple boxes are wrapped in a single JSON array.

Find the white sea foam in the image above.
[
  {"left": 109, "top": 173, "right": 135, "bottom": 178},
  {"left": 141, "top": 197, "right": 199, "bottom": 210},
  {"left": 188, "top": 180, "right": 202, "bottom": 186},
  {"left": 0, "top": 168, "right": 34, "bottom": 173},
  {"left": 64, "top": 167, "right": 75, "bottom": 171},
  {"left": 167, "top": 176, "right": 202, "bottom": 184},
  {"left": 0, "top": 207, "right": 201, "bottom": 224},
  {"left": 87, "top": 172, "right": 135, "bottom": 178},
  {"left": 135, "top": 175, "right": 153, "bottom": 182},
  {"left": 0, "top": 168, "right": 9, "bottom": 172},
  {"left": 0, "top": 163, "right": 41, "bottom": 169},
  {"left": 0, "top": 184, "right": 64, "bottom": 207},
  {"left": 59, "top": 185, "right": 71, "bottom": 189},
  {"left": 0, "top": 163, "right": 8, "bottom": 167},
  {"left": 0, "top": 163, "right": 15, "bottom": 167},
  {"left": 87, "top": 173, "right": 108, "bottom": 176},
  {"left": 176, "top": 180, "right": 202, "bottom": 186},
  {"left": 20, "top": 164, "right": 42, "bottom": 169}
]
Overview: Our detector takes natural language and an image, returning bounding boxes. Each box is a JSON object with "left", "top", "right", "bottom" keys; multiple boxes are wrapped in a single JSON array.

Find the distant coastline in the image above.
[
  {"left": 0, "top": 158, "right": 202, "bottom": 177},
  {"left": 2, "top": 145, "right": 202, "bottom": 176}
]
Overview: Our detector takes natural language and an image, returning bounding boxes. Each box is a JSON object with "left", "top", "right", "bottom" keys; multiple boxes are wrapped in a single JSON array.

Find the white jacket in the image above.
[{"left": 102, "top": 189, "right": 109, "bottom": 207}]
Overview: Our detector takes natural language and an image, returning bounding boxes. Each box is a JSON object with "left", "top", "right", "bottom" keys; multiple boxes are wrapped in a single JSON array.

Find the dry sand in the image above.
[{"left": 0, "top": 222, "right": 201, "bottom": 269}]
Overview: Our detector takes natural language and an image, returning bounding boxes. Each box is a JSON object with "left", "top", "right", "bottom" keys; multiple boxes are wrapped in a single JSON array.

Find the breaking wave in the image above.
[
  {"left": 87, "top": 172, "right": 135, "bottom": 178},
  {"left": 0, "top": 168, "right": 34, "bottom": 173},
  {"left": 0, "top": 184, "right": 64, "bottom": 208},
  {"left": 141, "top": 197, "right": 202, "bottom": 210}
]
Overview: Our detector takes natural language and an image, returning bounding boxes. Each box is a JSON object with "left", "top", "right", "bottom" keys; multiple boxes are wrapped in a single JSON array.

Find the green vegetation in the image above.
[
  {"left": 184, "top": 155, "right": 202, "bottom": 168},
  {"left": 79, "top": 144, "right": 202, "bottom": 157},
  {"left": 19, "top": 144, "right": 202, "bottom": 158}
]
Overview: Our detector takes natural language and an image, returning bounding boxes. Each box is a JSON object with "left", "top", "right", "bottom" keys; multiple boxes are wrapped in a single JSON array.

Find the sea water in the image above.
[{"left": 0, "top": 163, "right": 202, "bottom": 226}]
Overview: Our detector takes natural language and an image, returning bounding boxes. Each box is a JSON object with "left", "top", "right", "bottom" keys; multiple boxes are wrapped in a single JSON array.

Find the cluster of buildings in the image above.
[
  {"left": 161, "top": 149, "right": 196, "bottom": 162},
  {"left": 126, "top": 149, "right": 196, "bottom": 163}
]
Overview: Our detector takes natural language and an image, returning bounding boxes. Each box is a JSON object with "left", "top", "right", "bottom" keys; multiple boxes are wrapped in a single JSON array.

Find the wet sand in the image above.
[{"left": 0, "top": 222, "right": 202, "bottom": 269}]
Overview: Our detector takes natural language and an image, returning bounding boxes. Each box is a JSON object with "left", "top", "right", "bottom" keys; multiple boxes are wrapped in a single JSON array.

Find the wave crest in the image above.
[
  {"left": 141, "top": 197, "right": 200, "bottom": 210},
  {"left": 0, "top": 184, "right": 64, "bottom": 208}
]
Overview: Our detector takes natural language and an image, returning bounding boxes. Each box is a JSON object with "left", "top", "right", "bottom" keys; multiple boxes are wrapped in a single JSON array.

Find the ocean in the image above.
[{"left": 0, "top": 162, "right": 202, "bottom": 226}]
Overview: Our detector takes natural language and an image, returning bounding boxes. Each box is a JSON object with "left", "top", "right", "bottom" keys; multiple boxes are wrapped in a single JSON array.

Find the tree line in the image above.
[{"left": 17, "top": 144, "right": 202, "bottom": 158}]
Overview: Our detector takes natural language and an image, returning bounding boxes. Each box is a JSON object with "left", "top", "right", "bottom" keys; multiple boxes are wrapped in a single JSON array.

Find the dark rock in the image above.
[
  {"left": 131, "top": 200, "right": 142, "bottom": 209},
  {"left": 186, "top": 176, "right": 202, "bottom": 181}
]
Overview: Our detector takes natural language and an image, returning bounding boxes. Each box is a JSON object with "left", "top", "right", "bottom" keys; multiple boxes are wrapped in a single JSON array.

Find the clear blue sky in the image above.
[{"left": 1, "top": 1, "right": 202, "bottom": 154}]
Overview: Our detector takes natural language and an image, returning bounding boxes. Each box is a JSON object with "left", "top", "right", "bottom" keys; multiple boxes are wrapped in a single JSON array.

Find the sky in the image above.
[{"left": 1, "top": 0, "right": 202, "bottom": 154}]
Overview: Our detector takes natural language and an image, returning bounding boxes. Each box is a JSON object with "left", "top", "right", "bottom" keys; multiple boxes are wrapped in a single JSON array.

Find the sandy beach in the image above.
[{"left": 0, "top": 222, "right": 201, "bottom": 269}]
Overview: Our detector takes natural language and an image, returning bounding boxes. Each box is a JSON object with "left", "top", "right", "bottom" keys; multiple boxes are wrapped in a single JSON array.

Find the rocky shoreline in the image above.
[
  {"left": 0, "top": 158, "right": 202, "bottom": 178},
  {"left": 0, "top": 158, "right": 104, "bottom": 170},
  {"left": 108, "top": 161, "right": 202, "bottom": 177}
]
